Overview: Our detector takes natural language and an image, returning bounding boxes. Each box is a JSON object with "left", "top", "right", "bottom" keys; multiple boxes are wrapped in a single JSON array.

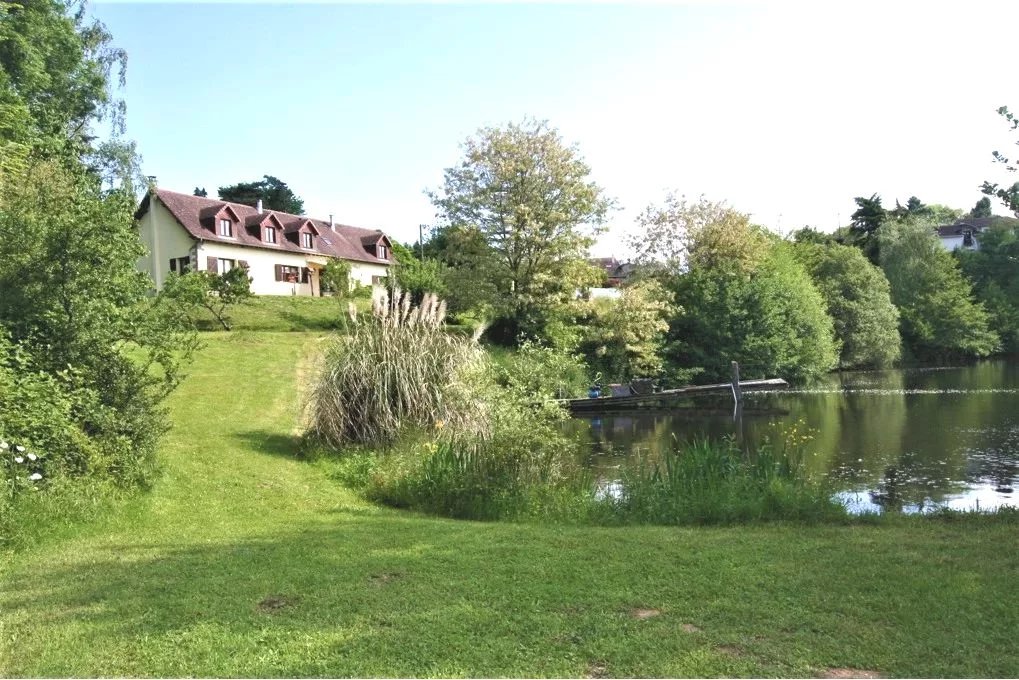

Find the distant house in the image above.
[
  {"left": 590, "top": 257, "right": 636, "bottom": 287},
  {"left": 935, "top": 216, "right": 1019, "bottom": 252},
  {"left": 135, "top": 188, "right": 392, "bottom": 296}
]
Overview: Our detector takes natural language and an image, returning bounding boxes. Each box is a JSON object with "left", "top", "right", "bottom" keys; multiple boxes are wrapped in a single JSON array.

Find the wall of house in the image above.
[
  {"left": 939, "top": 235, "right": 980, "bottom": 252},
  {"left": 197, "top": 241, "right": 320, "bottom": 296},
  {"left": 349, "top": 261, "right": 389, "bottom": 288},
  {"left": 137, "top": 198, "right": 199, "bottom": 289}
]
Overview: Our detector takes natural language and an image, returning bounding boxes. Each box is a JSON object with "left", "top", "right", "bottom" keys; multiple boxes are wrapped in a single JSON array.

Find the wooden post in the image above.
[{"left": 730, "top": 361, "right": 742, "bottom": 405}]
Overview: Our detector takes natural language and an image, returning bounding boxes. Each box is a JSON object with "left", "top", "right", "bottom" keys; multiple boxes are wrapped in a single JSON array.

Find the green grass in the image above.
[
  {"left": 2, "top": 332, "right": 1018, "bottom": 677},
  {"left": 193, "top": 295, "right": 371, "bottom": 332}
]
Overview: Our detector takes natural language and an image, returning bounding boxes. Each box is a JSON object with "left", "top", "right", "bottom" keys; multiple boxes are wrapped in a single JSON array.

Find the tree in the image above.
[
  {"left": 981, "top": 105, "right": 1019, "bottom": 217},
  {"left": 161, "top": 267, "right": 253, "bottom": 331},
  {"left": 628, "top": 194, "right": 746, "bottom": 271},
  {"left": 579, "top": 280, "right": 675, "bottom": 380},
  {"left": 0, "top": 0, "right": 127, "bottom": 160},
  {"left": 955, "top": 223, "right": 1019, "bottom": 352},
  {"left": 193, "top": 186, "right": 207, "bottom": 197},
  {"left": 391, "top": 242, "right": 448, "bottom": 303},
  {"left": 319, "top": 258, "right": 351, "bottom": 296},
  {"left": 969, "top": 196, "right": 993, "bottom": 218},
  {"left": 0, "top": 160, "right": 197, "bottom": 486},
  {"left": 428, "top": 119, "right": 611, "bottom": 344},
  {"left": 218, "top": 175, "right": 305, "bottom": 214},
  {"left": 879, "top": 218, "right": 998, "bottom": 359},
  {"left": 792, "top": 241, "right": 901, "bottom": 368},
  {"left": 849, "top": 194, "right": 887, "bottom": 263}
]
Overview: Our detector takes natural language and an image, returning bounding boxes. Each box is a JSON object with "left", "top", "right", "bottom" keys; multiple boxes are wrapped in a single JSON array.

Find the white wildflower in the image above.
[
  {"left": 27, "top": 453, "right": 37, "bottom": 461},
  {"left": 15, "top": 445, "right": 25, "bottom": 452},
  {"left": 0, "top": 441, "right": 8, "bottom": 450},
  {"left": 14, "top": 456, "right": 24, "bottom": 464},
  {"left": 29, "top": 473, "right": 42, "bottom": 481}
]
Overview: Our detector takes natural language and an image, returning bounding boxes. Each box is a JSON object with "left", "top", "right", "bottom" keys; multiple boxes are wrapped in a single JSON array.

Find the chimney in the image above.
[
  {"left": 256, "top": 199, "right": 263, "bottom": 215},
  {"left": 329, "top": 214, "right": 335, "bottom": 230}
]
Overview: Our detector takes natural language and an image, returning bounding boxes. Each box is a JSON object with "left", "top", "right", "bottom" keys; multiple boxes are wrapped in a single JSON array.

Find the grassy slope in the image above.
[
  {"left": 193, "top": 295, "right": 370, "bottom": 332},
  {"left": 1, "top": 332, "right": 1017, "bottom": 678}
]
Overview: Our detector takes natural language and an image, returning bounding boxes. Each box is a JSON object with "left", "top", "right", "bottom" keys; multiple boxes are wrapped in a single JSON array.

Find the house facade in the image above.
[
  {"left": 935, "top": 216, "right": 1019, "bottom": 252},
  {"left": 135, "top": 188, "right": 391, "bottom": 296}
]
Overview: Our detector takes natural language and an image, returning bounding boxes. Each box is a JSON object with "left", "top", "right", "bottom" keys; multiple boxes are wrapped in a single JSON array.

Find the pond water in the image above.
[{"left": 565, "top": 359, "right": 1019, "bottom": 514}]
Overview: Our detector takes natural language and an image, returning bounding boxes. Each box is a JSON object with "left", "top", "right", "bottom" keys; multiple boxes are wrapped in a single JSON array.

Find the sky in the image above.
[{"left": 91, "top": 1, "right": 1019, "bottom": 256}]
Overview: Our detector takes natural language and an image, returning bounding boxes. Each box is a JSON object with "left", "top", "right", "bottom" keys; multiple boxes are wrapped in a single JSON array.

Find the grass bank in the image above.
[
  {"left": 192, "top": 294, "right": 370, "bottom": 332},
  {"left": 1, "top": 332, "right": 1017, "bottom": 677}
]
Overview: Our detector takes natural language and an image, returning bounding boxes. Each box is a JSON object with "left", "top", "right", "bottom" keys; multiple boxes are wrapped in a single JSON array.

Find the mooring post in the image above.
[{"left": 730, "top": 361, "right": 742, "bottom": 405}]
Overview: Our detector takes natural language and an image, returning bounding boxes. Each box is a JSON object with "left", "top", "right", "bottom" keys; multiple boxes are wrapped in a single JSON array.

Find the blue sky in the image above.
[{"left": 92, "top": 1, "right": 1019, "bottom": 254}]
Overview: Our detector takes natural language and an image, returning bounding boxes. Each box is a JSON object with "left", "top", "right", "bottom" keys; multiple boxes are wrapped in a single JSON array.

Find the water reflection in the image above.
[{"left": 567, "top": 359, "right": 1019, "bottom": 513}]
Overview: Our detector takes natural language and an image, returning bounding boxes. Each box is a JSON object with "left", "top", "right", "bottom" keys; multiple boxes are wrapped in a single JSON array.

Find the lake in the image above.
[{"left": 566, "top": 359, "right": 1019, "bottom": 514}]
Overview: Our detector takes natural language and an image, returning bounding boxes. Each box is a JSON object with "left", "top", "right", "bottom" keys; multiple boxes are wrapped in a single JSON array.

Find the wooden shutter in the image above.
[
  {"left": 207, "top": 256, "right": 218, "bottom": 273},
  {"left": 169, "top": 258, "right": 177, "bottom": 272},
  {"left": 238, "top": 260, "right": 249, "bottom": 270},
  {"left": 275, "top": 264, "right": 283, "bottom": 282},
  {"left": 301, "top": 267, "right": 310, "bottom": 283}
]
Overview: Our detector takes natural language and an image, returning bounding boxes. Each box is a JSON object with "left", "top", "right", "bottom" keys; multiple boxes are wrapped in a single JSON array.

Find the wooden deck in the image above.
[{"left": 563, "top": 378, "right": 789, "bottom": 414}]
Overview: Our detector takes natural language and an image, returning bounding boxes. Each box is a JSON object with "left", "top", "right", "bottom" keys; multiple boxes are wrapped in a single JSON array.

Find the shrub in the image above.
[
  {"left": 160, "top": 267, "right": 253, "bottom": 331},
  {"left": 308, "top": 290, "right": 488, "bottom": 448},
  {"left": 492, "top": 340, "right": 589, "bottom": 400}
]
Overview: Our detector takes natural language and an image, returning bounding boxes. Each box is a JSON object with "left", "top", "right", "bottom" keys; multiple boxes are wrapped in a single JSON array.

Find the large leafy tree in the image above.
[
  {"left": 981, "top": 105, "right": 1019, "bottom": 217},
  {"left": 969, "top": 196, "right": 993, "bottom": 218},
  {"left": 849, "top": 193, "right": 886, "bottom": 263},
  {"left": 218, "top": 175, "right": 305, "bottom": 214},
  {"left": 879, "top": 218, "right": 998, "bottom": 359},
  {"left": 428, "top": 119, "right": 612, "bottom": 344},
  {"left": 955, "top": 224, "right": 1019, "bottom": 352},
  {"left": 792, "top": 241, "right": 901, "bottom": 368},
  {"left": 644, "top": 199, "right": 838, "bottom": 382}
]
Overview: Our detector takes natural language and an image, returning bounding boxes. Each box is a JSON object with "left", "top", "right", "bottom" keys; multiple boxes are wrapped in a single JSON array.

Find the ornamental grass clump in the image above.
[{"left": 309, "top": 290, "right": 487, "bottom": 447}]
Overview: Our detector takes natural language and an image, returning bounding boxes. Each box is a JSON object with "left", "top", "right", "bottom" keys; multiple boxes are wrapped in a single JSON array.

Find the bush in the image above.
[
  {"left": 492, "top": 340, "right": 590, "bottom": 400},
  {"left": 308, "top": 290, "right": 488, "bottom": 448}
]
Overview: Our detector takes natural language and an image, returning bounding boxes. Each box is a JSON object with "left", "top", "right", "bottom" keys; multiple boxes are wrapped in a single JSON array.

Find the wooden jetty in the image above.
[
  {"left": 563, "top": 377, "right": 788, "bottom": 414},
  {"left": 562, "top": 363, "right": 788, "bottom": 415}
]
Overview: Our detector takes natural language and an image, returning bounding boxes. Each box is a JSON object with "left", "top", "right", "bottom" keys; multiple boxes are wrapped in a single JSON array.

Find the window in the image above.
[
  {"left": 372, "top": 275, "right": 387, "bottom": 285},
  {"left": 218, "top": 258, "right": 234, "bottom": 273},
  {"left": 264, "top": 226, "right": 277, "bottom": 243},
  {"left": 219, "top": 218, "right": 233, "bottom": 237},
  {"left": 301, "top": 232, "right": 313, "bottom": 249},
  {"left": 169, "top": 256, "right": 190, "bottom": 274},
  {"left": 377, "top": 245, "right": 388, "bottom": 260},
  {"left": 277, "top": 264, "right": 301, "bottom": 282}
]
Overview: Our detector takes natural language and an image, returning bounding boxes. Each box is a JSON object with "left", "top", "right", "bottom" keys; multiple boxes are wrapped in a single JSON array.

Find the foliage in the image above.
[
  {"left": 160, "top": 267, "right": 253, "bottom": 331},
  {"left": 652, "top": 203, "right": 837, "bottom": 383},
  {"left": 308, "top": 291, "right": 487, "bottom": 448},
  {"left": 428, "top": 118, "right": 611, "bottom": 344},
  {"left": 0, "top": 0, "right": 127, "bottom": 160},
  {"left": 390, "top": 241, "right": 448, "bottom": 303},
  {"left": 491, "top": 340, "right": 589, "bottom": 400},
  {"left": 969, "top": 196, "right": 993, "bottom": 218},
  {"left": 579, "top": 280, "right": 675, "bottom": 380},
  {"left": 609, "top": 438, "right": 846, "bottom": 525},
  {"left": 319, "top": 258, "right": 351, "bottom": 296},
  {"left": 193, "top": 186, "right": 207, "bottom": 197},
  {"left": 218, "top": 174, "right": 305, "bottom": 214},
  {"left": 955, "top": 223, "right": 1019, "bottom": 352},
  {"left": 792, "top": 241, "right": 901, "bottom": 368},
  {"left": 790, "top": 226, "right": 837, "bottom": 245},
  {"left": 981, "top": 105, "right": 1019, "bottom": 217},
  {"left": 848, "top": 193, "right": 886, "bottom": 262},
  {"left": 879, "top": 218, "right": 998, "bottom": 359},
  {"left": 0, "top": 162, "right": 197, "bottom": 509}
]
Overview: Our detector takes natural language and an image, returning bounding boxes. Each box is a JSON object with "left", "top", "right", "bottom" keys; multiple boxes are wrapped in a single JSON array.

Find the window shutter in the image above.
[
  {"left": 275, "top": 264, "right": 283, "bottom": 282},
  {"left": 207, "top": 256, "right": 218, "bottom": 273},
  {"left": 169, "top": 258, "right": 177, "bottom": 272},
  {"left": 238, "top": 260, "right": 249, "bottom": 269},
  {"left": 301, "top": 267, "right": 310, "bottom": 283}
]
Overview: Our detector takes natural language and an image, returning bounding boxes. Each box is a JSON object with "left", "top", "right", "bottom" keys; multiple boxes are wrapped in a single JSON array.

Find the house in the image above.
[
  {"left": 590, "top": 257, "right": 636, "bottom": 287},
  {"left": 935, "top": 216, "right": 1019, "bottom": 252},
  {"left": 135, "top": 188, "right": 392, "bottom": 296}
]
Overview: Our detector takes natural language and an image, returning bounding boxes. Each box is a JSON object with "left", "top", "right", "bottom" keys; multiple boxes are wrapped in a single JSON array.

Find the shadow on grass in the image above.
[
  {"left": 4, "top": 514, "right": 1019, "bottom": 677},
  {"left": 233, "top": 430, "right": 306, "bottom": 460}
]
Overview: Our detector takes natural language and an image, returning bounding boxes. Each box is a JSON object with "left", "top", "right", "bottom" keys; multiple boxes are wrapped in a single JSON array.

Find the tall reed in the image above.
[{"left": 308, "top": 289, "right": 487, "bottom": 447}]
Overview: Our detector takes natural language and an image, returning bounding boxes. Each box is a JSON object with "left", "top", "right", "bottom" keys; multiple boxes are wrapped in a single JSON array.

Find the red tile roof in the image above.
[{"left": 136, "top": 189, "right": 392, "bottom": 265}]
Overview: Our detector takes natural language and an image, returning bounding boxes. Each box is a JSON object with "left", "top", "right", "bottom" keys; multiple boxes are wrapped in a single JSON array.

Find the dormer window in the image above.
[
  {"left": 301, "top": 232, "right": 313, "bottom": 249},
  {"left": 264, "top": 227, "right": 277, "bottom": 244},
  {"left": 377, "top": 245, "right": 388, "bottom": 260},
  {"left": 219, "top": 218, "right": 233, "bottom": 237}
]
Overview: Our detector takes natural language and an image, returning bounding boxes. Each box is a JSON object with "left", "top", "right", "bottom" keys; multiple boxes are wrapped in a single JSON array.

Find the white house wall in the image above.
[
  {"left": 938, "top": 236, "right": 980, "bottom": 252},
  {"left": 197, "top": 241, "right": 321, "bottom": 296},
  {"left": 137, "top": 198, "right": 199, "bottom": 289}
]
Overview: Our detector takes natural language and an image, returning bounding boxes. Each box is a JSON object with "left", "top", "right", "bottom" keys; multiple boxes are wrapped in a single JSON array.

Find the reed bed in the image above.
[{"left": 308, "top": 290, "right": 487, "bottom": 447}]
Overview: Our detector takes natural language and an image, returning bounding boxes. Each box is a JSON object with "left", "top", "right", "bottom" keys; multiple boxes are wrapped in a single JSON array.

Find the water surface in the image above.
[{"left": 566, "top": 359, "right": 1019, "bottom": 513}]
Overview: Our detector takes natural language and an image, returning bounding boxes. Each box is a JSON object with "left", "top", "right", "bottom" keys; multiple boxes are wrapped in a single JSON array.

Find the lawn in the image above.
[
  {"left": 192, "top": 294, "right": 370, "bottom": 331},
  {"left": 1, "top": 331, "right": 1017, "bottom": 677}
]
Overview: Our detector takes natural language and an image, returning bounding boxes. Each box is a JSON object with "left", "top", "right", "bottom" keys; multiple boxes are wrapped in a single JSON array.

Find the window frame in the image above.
[
  {"left": 218, "top": 218, "right": 233, "bottom": 237},
  {"left": 301, "top": 232, "right": 313, "bottom": 249},
  {"left": 218, "top": 258, "right": 234, "bottom": 274},
  {"left": 264, "top": 226, "right": 277, "bottom": 244}
]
